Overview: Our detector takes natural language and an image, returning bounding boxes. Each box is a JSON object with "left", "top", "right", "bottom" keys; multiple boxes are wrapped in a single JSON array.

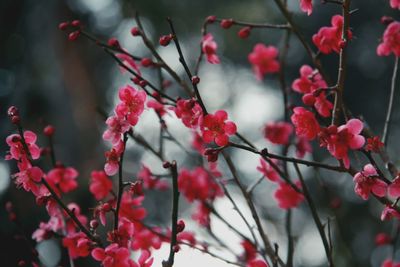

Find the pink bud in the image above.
[
  {"left": 68, "top": 31, "right": 80, "bottom": 41},
  {"left": 90, "top": 220, "right": 99, "bottom": 229},
  {"left": 141, "top": 58, "right": 153, "bottom": 67},
  {"left": 206, "top": 15, "right": 217, "bottom": 24},
  {"left": 58, "top": 22, "right": 69, "bottom": 31},
  {"left": 177, "top": 219, "right": 185, "bottom": 233},
  {"left": 71, "top": 20, "right": 81, "bottom": 27},
  {"left": 108, "top": 38, "right": 120, "bottom": 48},
  {"left": 238, "top": 27, "right": 251, "bottom": 39},
  {"left": 43, "top": 125, "right": 55, "bottom": 136},
  {"left": 191, "top": 76, "right": 200, "bottom": 85},
  {"left": 131, "top": 27, "right": 140, "bottom": 36},
  {"left": 220, "top": 19, "right": 234, "bottom": 29},
  {"left": 159, "top": 34, "right": 173, "bottom": 46},
  {"left": 302, "top": 94, "right": 316, "bottom": 106}
]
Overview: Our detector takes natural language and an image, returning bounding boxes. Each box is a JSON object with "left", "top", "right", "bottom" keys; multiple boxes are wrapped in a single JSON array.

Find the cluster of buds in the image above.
[{"left": 58, "top": 20, "right": 82, "bottom": 41}]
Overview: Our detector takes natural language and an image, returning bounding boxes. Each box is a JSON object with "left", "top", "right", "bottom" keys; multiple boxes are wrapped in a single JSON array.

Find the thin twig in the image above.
[
  {"left": 293, "top": 163, "right": 334, "bottom": 267},
  {"left": 382, "top": 56, "right": 399, "bottom": 145},
  {"left": 114, "top": 132, "right": 128, "bottom": 230}
]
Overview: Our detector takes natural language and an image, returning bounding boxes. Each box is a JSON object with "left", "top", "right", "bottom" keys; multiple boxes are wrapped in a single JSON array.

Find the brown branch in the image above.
[
  {"left": 293, "top": 163, "right": 334, "bottom": 267},
  {"left": 332, "top": 0, "right": 351, "bottom": 125},
  {"left": 167, "top": 17, "right": 208, "bottom": 115},
  {"left": 382, "top": 56, "right": 399, "bottom": 145},
  {"left": 163, "top": 161, "right": 180, "bottom": 267},
  {"left": 114, "top": 132, "right": 128, "bottom": 230}
]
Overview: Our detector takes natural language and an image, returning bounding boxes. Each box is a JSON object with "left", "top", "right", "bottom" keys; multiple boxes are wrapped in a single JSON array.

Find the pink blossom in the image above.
[
  {"left": 46, "top": 166, "right": 78, "bottom": 193},
  {"left": 375, "top": 233, "right": 391, "bottom": 246},
  {"left": 192, "top": 202, "right": 211, "bottom": 227},
  {"left": 62, "top": 232, "right": 91, "bottom": 259},
  {"left": 390, "top": 0, "right": 400, "bottom": 9},
  {"left": 319, "top": 119, "right": 365, "bottom": 168},
  {"left": 313, "top": 15, "right": 351, "bottom": 54},
  {"left": 119, "top": 192, "right": 147, "bottom": 223},
  {"left": 274, "top": 181, "right": 304, "bottom": 209},
  {"left": 295, "top": 137, "right": 312, "bottom": 158},
  {"left": 248, "top": 44, "right": 280, "bottom": 80},
  {"left": 388, "top": 176, "right": 400, "bottom": 198},
  {"left": 300, "top": 0, "right": 313, "bottom": 16},
  {"left": 247, "top": 259, "right": 269, "bottom": 267},
  {"left": 291, "top": 107, "right": 320, "bottom": 140},
  {"left": 92, "top": 243, "right": 135, "bottom": 267},
  {"left": 178, "top": 167, "right": 223, "bottom": 202},
  {"left": 191, "top": 132, "right": 206, "bottom": 154},
  {"left": 174, "top": 98, "right": 203, "bottom": 128},
  {"left": 353, "top": 164, "right": 387, "bottom": 200},
  {"left": 116, "top": 85, "right": 146, "bottom": 126},
  {"left": 314, "top": 93, "right": 333, "bottom": 117},
  {"left": 202, "top": 110, "right": 237, "bottom": 146},
  {"left": 65, "top": 203, "right": 88, "bottom": 233},
  {"left": 137, "top": 164, "right": 169, "bottom": 190},
  {"left": 292, "top": 65, "right": 327, "bottom": 94},
  {"left": 241, "top": 240, "right": 257, "bottom": 262},
  {"left": 105, "top": 141, "right": 125, "bottom": 176},
  {"left": 377, "top": 21, "right": 400, "bottom": 57},
  {"left": 263, "top": 121, "right": 293, "bottom": 145},
  {"left": 365, "top": 136, "right": 384, "bottom": 153},
  {"left": 132, "top": 250, "right": 154, "bottom": 267},
  {"left": 381, "top": 205, "right": 400, "bottom": 221},
  {"left": 13, "top": 166, "right": 43, "bottom": 195},
  {"left": 202, "top": 33, "right": 220, "bottom": 64},
  {"left": 103, "top": 115, "right": 130, "bottom": 145},
  {"left": 131, "top": 224, "right": 162, "bottom": 251},
  {"left": 256, "top": 158, "right": 280, "bottom": 182},
  {"left": 381, "top": 259, "right": 400, "bottom": 267},
  {"left": 116, "top": 53, "right": 141, "bottom": 75},
  {"left": 6, "top": 131, "right": 40, "bottom": 161},
  {"left": 90, "top": 170, "right": 113, "bottom": 200}
]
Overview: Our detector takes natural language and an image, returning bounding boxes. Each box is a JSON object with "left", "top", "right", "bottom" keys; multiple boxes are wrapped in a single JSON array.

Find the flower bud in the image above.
[
  {"left": 220, "top": 19, "right": 234, "bottom": 29},
  {"left": 238, "top": 27, "right": 251, "bottom": 39},
  {"left": 71, "top": 20, "right": 81, "bottom": 27},
  {"left": 141, "top": 58, "right": 153, "bottom": 67},
  {"left": 177, "top": 219, "right": 185, "bottom": 233},
  {"left": 58, "top": 21, "right": 69, "bottom": 31},
  {"left": 43, "top": 125, "right": 55, "bottom": 136},
  {"left": 159, "top": 34, "right": 173, "bottom": 46},
  {"left": 191, "top": 76, "right": 200, "bottom": 85},
  {"left": 68, "top": 31, "right": 80, "bottom": 41},
  {"left": 90, "top": 220, "right": 99, "bottom": 229},
  {"left": 302, "top": 93, "right": 316, "bottom": 106},
  {"left": 131, "top": 27, "right": 141, "bottom": 36},
  {"left": 206, "top": 15, "right": 216, "bottom": 24}
]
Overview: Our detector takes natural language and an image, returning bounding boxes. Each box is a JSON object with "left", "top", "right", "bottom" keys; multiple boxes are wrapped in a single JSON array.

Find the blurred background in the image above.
[{"left": 1, "top": 0, "right": 400, "bottom": 266}]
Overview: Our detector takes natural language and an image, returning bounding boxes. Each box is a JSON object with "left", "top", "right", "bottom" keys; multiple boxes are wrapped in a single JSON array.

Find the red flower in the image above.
[
  {"left": 6, "top": 131, "right": 41, "bottom": 161},
  {"left": 381, "top": 259, "right": 400, "bottom": 267},
  {"left": 103, "top": 115, "right": 130, "bottom": 145},
  {"left": 295, "top": 137, "right": 312, "bottom": 158},
  {"left": 119, "top": 192, "right": 147, "bottom": 223},
  {"left": 274, "top": 181, "right": 304, "bottom": 209},
  {"left": 377, "top": 21, "right": 400, "bottom": 57},
  {"left": 131, "top": 224, "right": 162, "bottom": 251},
  {"left": 291, "top": 107, "right": 320, "bottom": 140},
  {"left": 104, "top": 141, "right": 125, "bottom": 176},
  {"left": 90, "top": 170, "right": 113, "bottom": 200},
  {"left": 178, "top": 167, "right": 223, "bottom": 202},
  {"left": 92, "top": 243, "right": 135, "bottom": 267},
  {"left": 390, "top": 0, "right": 400, "bottom": 9},
  {"left": 319, "top": 119, "right": 365, "bottom": 168},
  {"left": 132, "top": 250, "right": 154, "bottom": 267},
  {"left": 202, "top": 110, "right": 237, "bottom": 146},
  {"left": 256, "top": 158, "right": 280, "bottom": 182},
  {"left": 13, "top": 166, "right": 43, "bottom": 195},
  {"left": 375, "top": 232, "right": 391, "bottom": 246},
  {"left": 137, "top": 164, "right": 169, "bottom": 190},
  {"left": 381, "top": 205, "right": 400, "bottom": 221},
  {"left": 46, "top": 166, "right": 78, "bottom": 193},
  {"left": 248, "top": 44, "right": 280, "bottom": 80},
  {"left": 115, "top": 85, "right": 146, "bottom": 126},
  {"left": 241, "top": 240, "right": 257, "bottom": 262},
  {"left": 365, "top": 136, "right": 384, "bottom": 153},
  {"left": 263, "top": 121, "right": 293, "bottom": 145},
  {"left": 300, "top": 0, "right": 313, "bottom": 16},
  {"left": 353, "top": 164, "right": 387, "bottom": 200},
  {"left": 192, "top": 202, "right": 211, "bottom": 227},
  {"left": 388, "top": 176, "right": 400, "bottom": 198},
  {"left": 292, "top": 65, "right": 327, "bottom": 94},
  {"left": 247, "top": 259, "right": 269, "bottom": 267},
  {"left": 202, "top": 33, "right": 220, "bottom": 64},
  {"left": 312, "top": 15, "right": 351, "bottom": 54},
  {"left": 174, "top": 98, "right": 203, "bottom": 128},
  {"left": 62, "top": 232, "right": 91, "bottom": 259}
]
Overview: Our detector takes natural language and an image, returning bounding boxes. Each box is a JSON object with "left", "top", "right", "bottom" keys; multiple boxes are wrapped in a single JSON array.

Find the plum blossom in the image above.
[
  {"left": 353, "top": 164, "right": 387, "bottom": 200},
  {"left": 248, "top": 44, "right": 280, "bottom": 80},
  {"left": 292, "top": 65, "right": 327, "bottom": 94},
  {"left": 291, "top": 107, "right": 320, "bottom": 140},
  {"left": 247, "top": 259, "right": 269, "bottom": 267},
  {"left": 388, "top": 176, "right": 400, "bottom": 198},
  {"left": 377, "top": 21, "right": 400, "bottom": 57},
  {"left": 137, "top": 164, "right": 169, "bottom": 190},
  {"left": 116, "top": 85, "right": 146, "bottom": 126},
  {"left": 390, "top": 0, "right": 400, "bottom": 9},
  {"left": 91, "top": 243, "right": 135, "bottom": 267},
  {"left": 381, "top": 259, "right": 400, "bottom": 267},
  {"left": 274, "top": 181, "right": 304, "bottom": 209},
  {"left": 104, "top": 141, "right": 125, "bottom": 176},
  {"left": 46, "top": 166, "right": 79, "bottom": 193},
  {"left": 319, "top": 119, "right": 365, "bottom": 168},
  {"left": 103, "top": 115, "right": 130, "bottom": 145},
  {"left": 263, "top": 121, "right": 292, "bottom": 145},
  {"left": 191, "top": 202, "right": 211, "bottom": 227},
  {"left": 381, "top": 205, "right": 400, "bottom": 221},
  {"left": 178, "top": 167, "right": 223, "bottom": 202},
  {"left": 300, "top": 0, "right": 313, "bottom": 16},
  {"left": 62, "top": 232, "right": 91, "bottom": 259},
  {"left": 13, "top": 166, "right": 43, "bottom": 195},
  {"left": 6, "top": 131, "right": 40, "bottom": 161},
  {"left": 295, "top": 137, "right": 312, "bottom": 158},
  {"left": 202, "top": 33, "right": 220, "bottom": 64},
  {"left": 313, "top": 15, "right": 352, "bottom": 54},
  {"left": 174, "top": 98, "right": 203, "bottom": 128},
  {"left": 202, "top": 110, "right": 237, "bottom": 146},
  {"left": 90, "top": 170, "right": 113, "bottom": 200},
  {"left": 256, "top": 158, "right": 280, "bottom": 182}
]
